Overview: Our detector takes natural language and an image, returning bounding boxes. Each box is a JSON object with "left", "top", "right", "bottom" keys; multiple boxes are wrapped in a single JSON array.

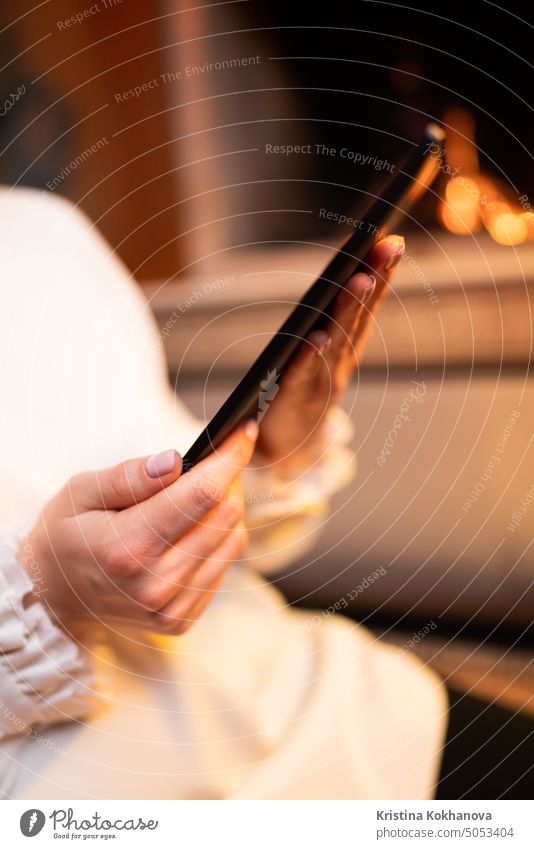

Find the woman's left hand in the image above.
[{"left": 255, "top": 234, "right": 405, "bottom": 475}]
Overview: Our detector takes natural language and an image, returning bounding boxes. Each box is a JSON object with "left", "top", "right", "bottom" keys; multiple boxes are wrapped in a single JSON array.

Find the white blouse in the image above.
[{"left": 0, "top": 187, "right": 447, "bottom": 799}]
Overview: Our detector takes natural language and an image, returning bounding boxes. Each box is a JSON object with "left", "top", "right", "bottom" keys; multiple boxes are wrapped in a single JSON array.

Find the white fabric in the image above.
[
  {"left": 0, "top": 187, "right": 447, "bottom": 799},
  {"left": 0, "top": 533, "right": 97, "bottom": 737}
]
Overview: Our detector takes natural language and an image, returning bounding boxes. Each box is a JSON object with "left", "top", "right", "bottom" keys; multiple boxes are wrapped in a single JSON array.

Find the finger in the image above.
[
  {"left": 67, "top": 449, "right": 182, "bottom": 512},
  {"left": 150, "top": 524, "right": 248, "bottom": 633},
  {"left": 280, "top": 235, "right": 406, "bottom": 384},
  {"left": 274, "top": 330, "right": 331, "bottom": 396},
  {"left": 351, "top": 235, "right": 406, "bottom": 354},
  {"left": 115, "top": 420, "right": 257, "bottom": 555},
  {"left": 324, "top": 234, "right": 405, "bottom": 361},
  {"left": 130, "top": 494, "right": 245, "bottom": 610},
  {"left": 359, "top": 234, "right": 405, "bottom": 291},
  {"left": 323, "top": 272, "right": 376, "bottom": 360}
]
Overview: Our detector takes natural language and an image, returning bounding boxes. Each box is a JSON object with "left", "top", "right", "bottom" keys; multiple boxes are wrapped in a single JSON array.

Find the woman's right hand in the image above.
[{"left": 19, "top": 421, "right": 258, "bottom": 635}]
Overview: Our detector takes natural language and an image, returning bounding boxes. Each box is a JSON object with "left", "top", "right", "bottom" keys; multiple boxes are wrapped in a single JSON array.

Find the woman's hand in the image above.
[
  {"left": 19, "top": 421, "right": 258, "bottom": 635},
  {"left": 255, "top": 234, "right": 405, "bottom": 474}
]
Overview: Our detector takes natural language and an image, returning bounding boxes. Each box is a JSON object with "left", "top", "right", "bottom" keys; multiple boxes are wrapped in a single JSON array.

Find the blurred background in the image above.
[
  {"left": 1, "top": 1, "right": 533, "bottom": 712},
  {"left": 1, "top": 1, "right": 533, "bottom": 272}
]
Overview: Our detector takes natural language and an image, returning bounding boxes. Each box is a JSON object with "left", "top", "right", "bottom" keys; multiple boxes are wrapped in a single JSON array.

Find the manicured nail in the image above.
[
  {"left": 146, "top": 449, "right": 178, "bottom": 478},
  {"left": 309, "top": 330, "right": 331, "bottom": 356},
  {"left": 317, "top": 337, "right": 331, "bottom": 356},
  {"left": 244, "top": 419, "right": 259, "bottom": 441},
  {"left": 349, "top": 273, "right": 376, "bottom": 303},
  {"left": 385, "top": 235, "right": 405, "bottom": 270},
  {"left": 360, "top": 274, "right": 376, "bottom": 303}
]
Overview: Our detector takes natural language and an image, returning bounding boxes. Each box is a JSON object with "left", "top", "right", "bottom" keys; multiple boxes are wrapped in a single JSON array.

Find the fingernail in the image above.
[
  {"left": 309, "top": 330, "right": 331, "bottom": 356},
  {"left": 317, "top": 336, "right": 331, "bottom": 356},
  {"left": 348, "top": 271, "right": 376, "bottom": 304},
  {"left": 349, "top": 273, "right": 376, "bottom": 303},
  {"left": 385, "top": 235, "right": 405, "bottom": 271},
  {"left": 146, "top": 449, "right": 178, "bottom": 478},
  {"left": 360, "top": 275, "right": 376, "bottom": 303},
  {"left": 244, "top": 419, "right": 259, "bottom": 441}
]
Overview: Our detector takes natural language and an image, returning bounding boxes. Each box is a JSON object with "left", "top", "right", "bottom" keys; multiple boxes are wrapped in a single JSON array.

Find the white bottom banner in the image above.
[{"left": 1, "top": 800, "right": 533, "bottom": 848}]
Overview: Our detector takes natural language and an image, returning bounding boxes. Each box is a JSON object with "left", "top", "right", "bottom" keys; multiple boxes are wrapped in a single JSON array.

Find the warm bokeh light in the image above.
[
  {"left": 440, "top": 177, "right": 482, "bottom": 234},
  {"left": 521, "top": 212, "right": 534, "bottom": 240},
  {"left": 485, "top": 207, "right": 529, "bottom": 246},
  {"left": 439, "top": 108, "right": 529, "bottom": 246}
]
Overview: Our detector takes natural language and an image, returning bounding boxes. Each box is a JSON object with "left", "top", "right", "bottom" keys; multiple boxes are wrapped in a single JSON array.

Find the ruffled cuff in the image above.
[
  {"left": 0, "top": 532, "right": 99, "bottom": 740},
  {"left": 242, "top": 407, "right": 356, "bottom": 573}
]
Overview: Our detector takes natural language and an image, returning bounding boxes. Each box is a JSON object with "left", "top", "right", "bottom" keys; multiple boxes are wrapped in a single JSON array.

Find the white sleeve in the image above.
[
  {"left": 0, "top": 532, "right": 100, "bottom": 741},
  {"left": 241, "top": 406, "right": 356, "bottom": 574}
]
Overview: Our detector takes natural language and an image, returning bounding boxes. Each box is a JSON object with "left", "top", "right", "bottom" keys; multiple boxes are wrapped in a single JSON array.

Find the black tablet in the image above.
[{"left": 182, "top": 124, "right": 445, "bottom": 470}]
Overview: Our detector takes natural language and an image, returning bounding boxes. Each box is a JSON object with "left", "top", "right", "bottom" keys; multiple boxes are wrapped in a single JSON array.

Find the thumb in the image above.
[{"left": 66, "top": 449, "right": 182, "bottom": 512}]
